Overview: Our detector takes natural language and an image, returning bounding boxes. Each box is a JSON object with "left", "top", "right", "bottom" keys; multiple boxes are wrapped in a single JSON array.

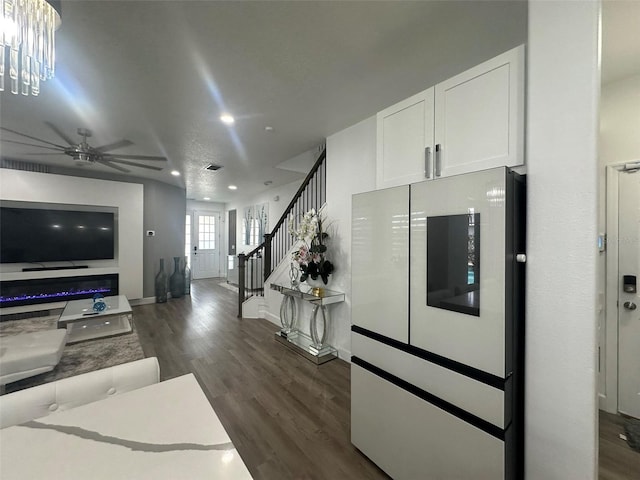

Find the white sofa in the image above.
[
  {"left": 0, "top": 329, "right": 68, "bottom": 385},
  {"left": 0, "top": 357, "right": 160, "bottom": 429}
]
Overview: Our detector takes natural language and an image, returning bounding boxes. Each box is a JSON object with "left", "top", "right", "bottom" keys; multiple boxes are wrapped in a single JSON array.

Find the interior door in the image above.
[
  {"left": 192, "top": 211, "right": 221, "bottom": 279},
  {"left": 618, "top": 169, "right": 640, "bottom": 419}
]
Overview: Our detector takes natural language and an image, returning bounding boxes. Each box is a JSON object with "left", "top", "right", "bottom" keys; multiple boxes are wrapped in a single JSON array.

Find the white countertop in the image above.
[{"left": 0, "top": 374, "right": 253, "bottom": 479}]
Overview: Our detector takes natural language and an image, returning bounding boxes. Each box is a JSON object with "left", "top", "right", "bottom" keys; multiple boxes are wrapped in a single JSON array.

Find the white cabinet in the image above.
[
  {"left": 375, "top": 45, "right": 524, "bottom": 190},
  {"left": 376, "top": 89, "right": 434, "bottom": 190},
  {"left": 434, "top": 45, "right": 525, "bottom": 177}
]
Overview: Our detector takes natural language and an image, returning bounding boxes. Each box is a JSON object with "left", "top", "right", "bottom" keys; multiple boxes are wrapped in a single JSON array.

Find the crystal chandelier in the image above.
[{"left": 0, "top": 0, "right": 61, "bottom": 96}]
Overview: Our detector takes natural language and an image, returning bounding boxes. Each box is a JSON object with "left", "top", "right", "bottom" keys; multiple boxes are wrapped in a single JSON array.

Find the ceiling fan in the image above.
[{"left": 0, "top": 122, "right": 167, "bottom": 173}]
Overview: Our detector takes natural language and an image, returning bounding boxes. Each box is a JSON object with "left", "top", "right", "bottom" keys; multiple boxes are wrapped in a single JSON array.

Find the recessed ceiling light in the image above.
[
  {"left": 220, "top": 114, "right": 235, "bottom": 125},
  {"left": 170, "top": 170, "right": 180, "bottom": 176},
  {"left": 264, "top": 126, "right": 274, "bottom": 132},
  {"left": 203, "top": 197, "right": 210, "bottom": 201},
  {"left": 228, "top": 185, "right": 238, "bottom": 190}
]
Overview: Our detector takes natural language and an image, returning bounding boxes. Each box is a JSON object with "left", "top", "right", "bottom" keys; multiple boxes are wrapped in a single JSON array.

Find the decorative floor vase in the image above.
[
  {"left": 169, "top": 256, "right": 185, "bottom": 299},
  {"left": 155, "top": 259, "right": 168, "bottom": 303},
  {"left": 183, "top": 256, "right": 191, "bottom": 295}
]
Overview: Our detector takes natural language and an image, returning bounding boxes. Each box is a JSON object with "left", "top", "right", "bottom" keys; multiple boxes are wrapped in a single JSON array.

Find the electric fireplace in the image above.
[{"left": 0, "top": 274, "right": 119, "bottom": 309}]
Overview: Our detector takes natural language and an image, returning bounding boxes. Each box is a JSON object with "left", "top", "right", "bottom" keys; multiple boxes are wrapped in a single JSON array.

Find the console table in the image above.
[{"left": 270, "top": 283, "right": 344, "bottom": 364}]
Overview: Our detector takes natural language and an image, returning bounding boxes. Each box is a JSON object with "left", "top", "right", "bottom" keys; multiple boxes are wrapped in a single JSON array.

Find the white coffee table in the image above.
[{"left": 58, "top": 295, "right": 133, "bottom": 344}]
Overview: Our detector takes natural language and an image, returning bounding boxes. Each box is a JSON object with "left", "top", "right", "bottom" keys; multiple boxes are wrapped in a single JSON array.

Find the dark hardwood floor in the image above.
[
  {"left": 599, "top": 411, "right": 640, "bottom": 479},
  {"left": 133, "top": 278, "right": 389, "bottom": 480},
  {"left": 133, "top": 278, "right": 640, "bottom": 479}
]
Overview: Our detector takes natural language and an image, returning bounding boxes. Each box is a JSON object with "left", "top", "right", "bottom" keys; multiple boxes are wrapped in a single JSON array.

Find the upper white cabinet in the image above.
[
  {"left": 376, "top": 45, "right": 525, "bottom": 189},
  {"left": 434, "top": 45, "right": 525, "bottom": 177},
  {"left": 376, "top": 88, "right": 435, "bottom": 190}
]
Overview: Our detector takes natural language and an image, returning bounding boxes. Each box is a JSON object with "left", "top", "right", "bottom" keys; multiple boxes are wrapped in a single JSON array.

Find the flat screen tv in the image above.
[{"left": 0, "top": 206, "right": 115, "bottom": 264}]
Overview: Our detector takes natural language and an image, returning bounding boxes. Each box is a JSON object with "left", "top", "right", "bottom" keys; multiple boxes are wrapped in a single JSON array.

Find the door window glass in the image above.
[{"left": 198, "top": 215, "right": 216, "bottom": 250}]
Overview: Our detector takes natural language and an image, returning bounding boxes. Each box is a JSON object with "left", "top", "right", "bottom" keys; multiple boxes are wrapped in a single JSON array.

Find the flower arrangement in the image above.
[{"left": 289, "top": 206, "right": 334, "bottom": 284}]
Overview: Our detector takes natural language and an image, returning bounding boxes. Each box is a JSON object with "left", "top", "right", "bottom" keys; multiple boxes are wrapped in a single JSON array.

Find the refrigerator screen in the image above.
[{"left": 427, "top": 212, "right": 480, "bottom": 316}]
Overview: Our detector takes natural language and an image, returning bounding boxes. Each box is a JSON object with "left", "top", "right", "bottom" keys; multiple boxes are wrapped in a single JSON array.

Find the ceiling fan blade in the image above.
[
  {"left": 0, "top": 138, "right": 66, "bottom": 150},
  {"left": 107, "top": 158, "right": 164, "bottom": 171},
  {"left": 94, "top": 139, "right": 134, "bottom": 153},
  {"left": 101, "top": 153, "right": 167, "bottom": 161},
  {"left": 0, "top": 127, "right": 67, "bottom": 149},
  {"left": 96, "top": 159, "right": 130, "bottom": 173},
  {"left": 23, "top": 152, "right": 68, "bottom": 155},
  {"left": 44, "top": 121, "right": 77, "bottom": 145}
]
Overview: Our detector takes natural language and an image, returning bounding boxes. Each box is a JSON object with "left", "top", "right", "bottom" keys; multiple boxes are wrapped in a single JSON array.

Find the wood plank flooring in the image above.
[
  {"left": 132, "top": 278, "right": 640, "bottom": 479},
  {"left": 599, "top": 411, "right": 640, "bottom": 479},
  {"left": 133, "top": 278, "right": 389, "bottom": 480}
]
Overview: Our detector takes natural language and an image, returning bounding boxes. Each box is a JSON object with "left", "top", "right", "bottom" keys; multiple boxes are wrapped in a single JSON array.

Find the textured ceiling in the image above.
[{"left": 0, "top": 1, "right": 633, "bottom": 203}]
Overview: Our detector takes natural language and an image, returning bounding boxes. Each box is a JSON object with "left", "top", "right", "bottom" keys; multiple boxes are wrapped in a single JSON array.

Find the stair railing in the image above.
[{"left": 238, "top": 147, "right": 326, "bottom": 317}]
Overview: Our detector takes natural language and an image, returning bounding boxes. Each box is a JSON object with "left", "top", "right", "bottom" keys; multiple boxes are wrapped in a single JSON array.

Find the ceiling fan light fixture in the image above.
[{"left": 0, "top": 0, "right": 62, "bottom": 96}]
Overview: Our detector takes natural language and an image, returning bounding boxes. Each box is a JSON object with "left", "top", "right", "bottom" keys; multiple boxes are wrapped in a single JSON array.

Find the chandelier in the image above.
[{"left": 0, "top": 0, "right": 61, "bottom": 96}]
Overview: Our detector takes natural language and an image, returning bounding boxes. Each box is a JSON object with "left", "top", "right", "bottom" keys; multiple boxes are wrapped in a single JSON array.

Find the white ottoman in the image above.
[{"left": 0, "top": 330, "right": 68, "bottom": 385}]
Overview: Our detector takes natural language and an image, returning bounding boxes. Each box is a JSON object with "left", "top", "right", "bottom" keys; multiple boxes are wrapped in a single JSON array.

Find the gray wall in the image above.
[{"left": 143, "top": 181, "right": 187, "bottom": 297}]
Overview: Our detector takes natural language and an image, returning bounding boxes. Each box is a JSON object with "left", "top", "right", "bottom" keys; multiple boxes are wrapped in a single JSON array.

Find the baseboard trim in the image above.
[{"left": 130, "top": 297, "right": 157, "bottom": 306}]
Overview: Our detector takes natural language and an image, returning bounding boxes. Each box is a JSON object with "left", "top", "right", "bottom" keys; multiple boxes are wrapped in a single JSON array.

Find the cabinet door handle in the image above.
[
  {"left": 424, "top": 147, "right": 431, "bottom": 179},
  {"left": 435, "top": 144, "right": 442, "bottom": 177}
]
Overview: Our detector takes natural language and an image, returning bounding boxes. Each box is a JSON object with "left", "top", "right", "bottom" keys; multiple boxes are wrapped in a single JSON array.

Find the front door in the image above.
[
  {"left": 618, "top": 167, "right": 640, "bottom": 419},
  {"left": 192, "top": 211, "right": 221, "bottom": 279}
]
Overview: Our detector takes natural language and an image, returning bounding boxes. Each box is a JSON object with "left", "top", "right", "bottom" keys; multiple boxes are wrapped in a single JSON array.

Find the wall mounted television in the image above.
[{"left": 0, "top": 206, "right": 115, "bottom": 264}]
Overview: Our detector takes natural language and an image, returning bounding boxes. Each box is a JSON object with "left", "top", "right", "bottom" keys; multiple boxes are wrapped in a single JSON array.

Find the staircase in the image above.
[{"left": 237, "top": 147, "right": 326, "bottom": 317}]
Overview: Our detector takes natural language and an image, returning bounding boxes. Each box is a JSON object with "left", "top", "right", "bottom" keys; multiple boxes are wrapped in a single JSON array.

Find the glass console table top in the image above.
[{"left": 270, "top": 283, "right": 345, "bottom": 305}]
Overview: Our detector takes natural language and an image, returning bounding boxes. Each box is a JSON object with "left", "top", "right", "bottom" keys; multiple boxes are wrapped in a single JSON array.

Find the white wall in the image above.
[
  {"left": 600, "top": 74, "right": 640, "bottom": 166},
  {"left": 263, "top": 118, "right": 376, "bottom": 359},
  {"left": 226, "top": 180, "right": 301, "bottom": 254},
  {"left": 0, "top": 170, "right": 144, "bottom": 305},
  {"left": 598, "top": 73, "right": 640, "bottom": 411},
  {"left": 323, "top": 117, "right": 377, "bottom": 358},
  {"left": 526, "top": 1, "right": 600, "bottom": 479}
]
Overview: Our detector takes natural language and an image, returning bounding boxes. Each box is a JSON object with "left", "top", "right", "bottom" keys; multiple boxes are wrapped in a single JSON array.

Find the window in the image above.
[
  {"left": 250, "top": 218, "right": 260, "bottom": 245},
  {"left": 198, "top": 215, "right": 216, "bottom": 250}
]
